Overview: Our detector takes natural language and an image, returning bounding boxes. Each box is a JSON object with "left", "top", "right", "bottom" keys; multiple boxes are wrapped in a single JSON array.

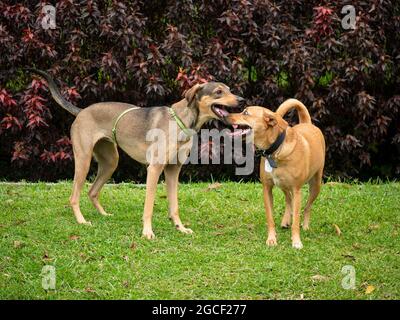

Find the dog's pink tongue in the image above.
[
  {"left": 232, "top": 124, "right": 238, "bottom": 129},
  {"left": 218, "top": 108, "right": 229, "bottom": 117}
]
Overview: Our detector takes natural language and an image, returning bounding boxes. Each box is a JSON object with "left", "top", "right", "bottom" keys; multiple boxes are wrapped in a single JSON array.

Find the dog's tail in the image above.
[
  {"left": 276, "top": 98, "right": 311, "bottom": 124},
  {"left": 26, "top": 68, "right": 81, "bottom": 116}
]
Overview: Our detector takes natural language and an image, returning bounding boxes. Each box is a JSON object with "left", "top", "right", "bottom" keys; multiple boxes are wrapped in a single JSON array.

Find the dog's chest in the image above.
[
  {"left": 271, "top": 173, "right": 283, "bottom": 186},
  {"left": 266, "top": 169, "right": 285, "bottom": 187}
]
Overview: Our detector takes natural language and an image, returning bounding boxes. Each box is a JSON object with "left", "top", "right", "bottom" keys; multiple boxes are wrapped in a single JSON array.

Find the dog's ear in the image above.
[
  {"left": 264, "top": 112, "right": 288, "bottom": 130},
  {"left": 185, "top": 83, "right": 204, "bottom": 104},
  {"left": 263, "top": 113, "right": 277, "bottom": 127}
]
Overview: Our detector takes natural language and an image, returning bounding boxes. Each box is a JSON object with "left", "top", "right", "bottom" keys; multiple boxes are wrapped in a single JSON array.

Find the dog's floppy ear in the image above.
[
  {"left": 185, "top": 83, "right": 204, "bottom": 104},
  {"left": 263, "top": 112, "right": 288, "bottom": 130},
  {"left": 263, "top": 113, "right": 278, "bottom": 127}
]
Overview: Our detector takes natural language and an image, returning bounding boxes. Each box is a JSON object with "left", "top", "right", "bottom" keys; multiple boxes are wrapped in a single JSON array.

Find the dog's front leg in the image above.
[
  {"left": 291, "top": 188, "right": 303, "bottom": 249},
  {"left": 262, "top": 183, "right": 277, "bottom": 246},
  {"left": 164, "top": 164, "right": 193, "bottom": 235},
  {"left": 142, "top": 164, "right": 165, "bottom": 239}
]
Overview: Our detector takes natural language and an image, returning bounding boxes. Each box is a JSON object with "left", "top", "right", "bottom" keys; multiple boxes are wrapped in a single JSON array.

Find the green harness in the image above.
[{"left": 111, "top": 107, "right": 195, "bottom": 145}]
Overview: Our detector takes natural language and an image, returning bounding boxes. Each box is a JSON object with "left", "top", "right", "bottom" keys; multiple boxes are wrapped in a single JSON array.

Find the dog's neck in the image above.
[
  {"left": 171, "top": 99, "right": 201, "bottom": 131},
  {"left": 259, "top": 126, "right": 296, "bottom": 159}
]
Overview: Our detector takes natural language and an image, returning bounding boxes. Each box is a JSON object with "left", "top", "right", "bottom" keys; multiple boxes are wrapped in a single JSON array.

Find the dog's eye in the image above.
[
  {"left": 243, "top": 110, "right": 249, "bottom": 115},
  {"left": 215, "top": 89, "right": 222, "bottom": 95}
]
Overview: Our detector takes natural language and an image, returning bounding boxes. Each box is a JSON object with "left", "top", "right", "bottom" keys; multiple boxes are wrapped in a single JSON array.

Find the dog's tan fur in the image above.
[
  {"left": 227, "top": 99, "right": 325, "bottom": 249},
  {"left": 31, "top": 69, "right": 243, "bottom": 239}
]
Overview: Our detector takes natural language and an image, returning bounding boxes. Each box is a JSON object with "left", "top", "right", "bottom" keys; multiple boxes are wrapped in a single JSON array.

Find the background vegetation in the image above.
[{"left": 1, "top": 1, "right": 399, "bottom": 182}]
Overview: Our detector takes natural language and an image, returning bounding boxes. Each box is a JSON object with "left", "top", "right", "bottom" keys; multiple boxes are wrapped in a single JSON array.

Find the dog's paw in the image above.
[
  {"left": 142, "top": 229, "right": 156, "bottom": 240},
  {"left": 78, "top": 220, "right": 92, "bottom": 226},
  {"left": 100, "top": 212, "right": 113, "bottom": 217},
  {"left": 280, "top": 215, "right": 291, "bottom": 228},
  {"left": 302, "top": 223, "right": 310, "bottom": 231},
  {"left": 176, "top": 225, "right": 193, "bottom": 235},
  {"left": 281, "top": 222, "right": 290, "bottom": 229},
  {"left": 266, "top": 237, "right": 278, "bottom": 246},
  {"left": 292, "top": 240, "right": 303, "bottom": 249}
]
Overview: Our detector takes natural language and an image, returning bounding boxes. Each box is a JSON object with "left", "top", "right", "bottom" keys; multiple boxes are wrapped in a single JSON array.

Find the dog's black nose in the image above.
[{"left": 236, "top": 96, "right": 246, "bottom": 108}]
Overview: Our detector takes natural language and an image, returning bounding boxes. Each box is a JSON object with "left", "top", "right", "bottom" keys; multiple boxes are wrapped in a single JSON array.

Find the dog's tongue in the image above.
[
  {"left": 232, "top": 124, "right": 238, "bottom": 129},
  {"left": 217, "top": 107, "right": 229, "bottom": 117}
]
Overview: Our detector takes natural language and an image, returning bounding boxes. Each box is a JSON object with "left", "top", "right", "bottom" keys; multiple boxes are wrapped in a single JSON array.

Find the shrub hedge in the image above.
[{"left": 0, "top": 0, "right": 399, "bottom": 182}]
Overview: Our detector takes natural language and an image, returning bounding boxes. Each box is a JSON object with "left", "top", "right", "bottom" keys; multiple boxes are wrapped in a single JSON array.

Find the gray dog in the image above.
[{"left": 29, "top": 69, "right": 244, "bottom": 239}]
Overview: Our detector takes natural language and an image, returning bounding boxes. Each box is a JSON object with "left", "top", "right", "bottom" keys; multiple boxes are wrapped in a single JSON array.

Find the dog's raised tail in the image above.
[
  {"left": 276, "top": 98, "right": 311, "bottom": 124},
  {"left": 26, "top": 68, "right": 81, "bottom": 116}
]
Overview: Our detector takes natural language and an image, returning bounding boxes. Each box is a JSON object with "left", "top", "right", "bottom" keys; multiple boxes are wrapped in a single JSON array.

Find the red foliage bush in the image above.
[{"left": 0, "top": 0, "right": 399, "bottom": 181}]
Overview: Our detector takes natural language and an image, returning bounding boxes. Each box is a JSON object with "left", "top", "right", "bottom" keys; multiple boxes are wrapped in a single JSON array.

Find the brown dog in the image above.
[
  {"left": 29, "top": 69, "right": 244, "bottom": 239},
  {"left": 226, "top": 99, "right": 325, "bottom": 249}
]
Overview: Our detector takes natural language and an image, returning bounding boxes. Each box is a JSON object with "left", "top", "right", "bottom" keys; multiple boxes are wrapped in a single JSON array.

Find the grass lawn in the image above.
[{"left": 0, "top": 181, "right": 399, "bottom": 299}]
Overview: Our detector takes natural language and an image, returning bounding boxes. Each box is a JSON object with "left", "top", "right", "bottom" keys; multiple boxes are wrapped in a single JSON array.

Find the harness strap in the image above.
[
  {"left": 111, "top": 106, "right": 195, "bottom": 145},
  {"left": 112, "top": 107, "right": 141, "bottom": 144},
  {"left": 168, "top": 108, "right": 196, "bottom": 137}
]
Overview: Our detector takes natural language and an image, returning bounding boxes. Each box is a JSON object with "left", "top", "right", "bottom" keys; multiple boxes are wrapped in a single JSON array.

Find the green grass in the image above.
[{"left": 0, "top": 181, "right": 399, "bottom": 299}]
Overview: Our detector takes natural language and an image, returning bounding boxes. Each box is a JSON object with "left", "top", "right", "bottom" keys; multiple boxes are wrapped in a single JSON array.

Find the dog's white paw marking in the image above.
[
  {"left": 142, "top": 229, "right": 155, "bottom": 240},
  {"left": 177, "top": 225, "right": 193, "bottom": 234},
  {"left": 292, "top": 240, "right": 303, "bottom": 249},
  {"left": 266, "top": 237, "right": 278, "bottom": 246}
]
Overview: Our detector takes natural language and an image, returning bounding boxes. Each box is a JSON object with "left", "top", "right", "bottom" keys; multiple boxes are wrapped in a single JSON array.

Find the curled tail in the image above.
[
  {"left": 26, "top": 68, "right": 81, "bottom": 116},
  {"left": 276, "top": 98, "right": 311, "bottom": 124}
]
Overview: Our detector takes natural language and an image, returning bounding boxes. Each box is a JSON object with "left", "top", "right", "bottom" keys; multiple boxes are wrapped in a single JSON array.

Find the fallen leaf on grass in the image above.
[
  {"left": 14, "top": 219, "right": 26, "bottom": 226},
  {"left": 368, "top": 224, "right": 380, "bottom": 232},
  {"left": 69, "top": 235, "right": 80, "bottom": 241},
  {"left": 85, "top": 287, "right": 95, "bottom": 293},
  {"left": 13, "top": 240, "right": 24, "bottom": 248},
  {"left": 311, "top": 275, "right": 329, "bottom": 282},
  {"left": 213, "top": 232, "right": 224, "bottom": 236},
  {"left": 130, "top": 242, "right": 136, "bottom": 250},
  {"left": 42, "top": 252, "right": 52, "bottom": 262},
  {"left": 333, "top": 224, "right": 341, "bottom": 236},
  {"left": 365, "top": 285, "right": 375, "bottom": 294},
  {"left": 342, "top": 254, "right": 356, "bottom": 262},
  {"left": 204, "top": 182, "right": 222, "bottom": 191}
]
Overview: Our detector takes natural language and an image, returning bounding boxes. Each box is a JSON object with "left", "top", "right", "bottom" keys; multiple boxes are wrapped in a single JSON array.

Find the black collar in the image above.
[{"left": 257, "top": 130, "right": 286, "bottom": 168}]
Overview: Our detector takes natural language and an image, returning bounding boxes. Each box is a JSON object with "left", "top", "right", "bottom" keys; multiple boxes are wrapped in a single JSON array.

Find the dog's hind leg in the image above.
[
  {"left": 302, "top": 169, "right": 322, "bottom": 230},
  {"left": 164, "top": 164, "right": 193, "bottom": 235},
  {"left": 69, "top": 132, "right": 93, "bottom": 225},
  {"left": 89, "top": 139, "right": 119, "bottom": 216},
  {"left": 142, "top": 164, "right": 165, "bottom": 239},
  {"left": 281, "top": 189, "right": 292, "bottom": 228}
]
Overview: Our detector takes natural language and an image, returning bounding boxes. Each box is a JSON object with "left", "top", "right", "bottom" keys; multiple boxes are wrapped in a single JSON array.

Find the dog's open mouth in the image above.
[
  {"left": 211, "top": 104, "right": 243, "bottom": 119},
  {"left": 226, "top": 124, "right": 251, "bottom": 137}
]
